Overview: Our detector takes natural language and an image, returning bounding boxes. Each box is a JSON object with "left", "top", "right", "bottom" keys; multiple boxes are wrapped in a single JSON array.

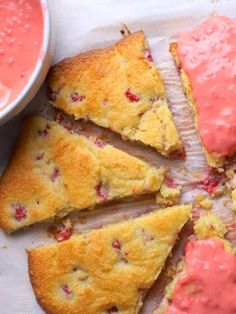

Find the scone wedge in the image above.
[
  {"left": 153, "top": 213, "right": 236, "bottom": 314},
  {"left": 0, "top": 116, "right": 166, "bottom": 233},
  {"left": 28, "top": 205, "right": 191, "bottom": 314},
  {"left": 47, "top": 31, "right": 183, "bottom": 157}
]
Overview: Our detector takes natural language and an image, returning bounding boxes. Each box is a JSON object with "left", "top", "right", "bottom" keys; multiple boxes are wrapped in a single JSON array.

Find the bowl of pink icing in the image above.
[{"left": 0, "top": 0, "right": 52, "bottom": 124}]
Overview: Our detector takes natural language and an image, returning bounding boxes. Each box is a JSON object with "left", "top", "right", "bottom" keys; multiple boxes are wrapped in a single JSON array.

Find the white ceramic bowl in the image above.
[{"left": 0, "top": 0, "right": 53, "bottom": 125}]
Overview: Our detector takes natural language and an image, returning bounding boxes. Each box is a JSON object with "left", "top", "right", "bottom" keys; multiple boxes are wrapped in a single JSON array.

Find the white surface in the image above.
[{"left": 0, "top": 0, "right": 236, "bottom": 313}]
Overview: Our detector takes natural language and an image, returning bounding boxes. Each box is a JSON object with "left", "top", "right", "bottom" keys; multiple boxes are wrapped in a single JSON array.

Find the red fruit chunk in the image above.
[
  {"left": 132, "top": 186, "right": 137, "bottom": 193},
  {"left": 112, "top": 239, "right": 121, "bottom": 251},
  {"left": 96, "top": 184, "right": 108, "bottom": 201},
  {"left": 165, "top": 176, "right": 179, "bottom": 188},
  {"left": 36, "top": 151, "right": 44, "bottom": 160},
  {"left": 50, "top": 168, "right": 60, "bottom": 182},
  {"left": 71, "top": 92, "right": 85, "bottom": 102},
  {"left": 38, "top": 124, "right": 50, "bottom": 137},
  {"left": 103, "top": 99, "right": 109, "bottom": 106},
  {"left": 14, "top": 205, "right": 27, "bottom": 221},
  {"left": 202, "top": 176, "right": 219, "bottom": 194},
  {"left": 125, "top": 88, "right": 140, "bottom": 103},
  {"left": 62, "top": 285, "right": 72, "bottom": 296},
  {"left": 144, "top": 49, "right": 153, "bottom": 62},
  {"left": 94, "top": 137, "right": 105, "bottom": 148},
  {"left": 169, "top": 148, "right": 186, "bottom": 160},
  {"left": 56, "top": 112, "right": 64, "bottom": 124},
  {"left": 107, "top": 306, "right": 119, "bottom": 313},
  {"left": 56, "top": 227, "right": 72, "bottom": 242}
]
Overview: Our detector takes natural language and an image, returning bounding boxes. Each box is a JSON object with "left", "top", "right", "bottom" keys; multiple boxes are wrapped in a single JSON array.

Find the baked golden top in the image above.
[
  {"left": 28, "top": 205, "right": 191, "bottom": 314},
  {"left": 0, "top": 116, "right": 165, "bottom": 233},
  {"left": 170, "top": 43, "right": 224, "bottom": 167},
  {"left": 47, "top": 31, "right": 183, "bottom": 157}
]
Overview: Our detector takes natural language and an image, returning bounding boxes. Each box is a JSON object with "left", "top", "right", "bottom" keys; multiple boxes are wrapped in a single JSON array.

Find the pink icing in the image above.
[
  {"left": 165, "top": 239, "right": 236, "bottom": 314},
  {"left": 177, "top": 16, "right": 236, "bottom": 156},
  {"left": 0, "top": 0, "right": 44, "bottom": 110}
]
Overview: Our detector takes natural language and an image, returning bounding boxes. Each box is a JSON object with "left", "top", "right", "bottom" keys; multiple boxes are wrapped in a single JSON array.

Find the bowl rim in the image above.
[{"left": 0, "top": 0, "right": 50, "bottom": 120}]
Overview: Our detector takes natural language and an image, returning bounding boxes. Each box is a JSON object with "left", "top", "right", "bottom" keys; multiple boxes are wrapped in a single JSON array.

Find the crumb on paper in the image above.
[
  {"left": 1, "top": 243, "right": 7, "bottom": 249},
  {"left": 222, "top": 198, "right": 230, "bottom": 207},
  {"left": 177, "top": 167, "right": 187, "bottom": 175},
  {"left": 226, "top": 168, "right": 234, "bottom": 180},
  {"left": 191, "top": 172, "right": 203, "bottom": 179},
  {"left": 195, "top": 194, "right": 213, "bottom": 209},
  {"left": 194, "top": 212, "right": 227, "bottom": 239},
  {"left": 77, "top": 217, "right": 87, "bottom": 225},
  {"left": 217, "top": 167, "right": 225, "bottom": 174},
  {"left": 199, "top": 198, "right": 213, "bottom": 209},
  {"left": 47, "top": 218, "right": 73, "bottom": 242},
  {"left": 166, "top": 259, "right": 184, "bottom": 279},
  {"left": 156, "top": 183, "right": 181, "bottom": 206}
]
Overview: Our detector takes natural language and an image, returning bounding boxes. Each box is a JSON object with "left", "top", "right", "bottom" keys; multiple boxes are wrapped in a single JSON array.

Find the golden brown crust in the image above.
[
  {"left": 169, "top": 42, "right": 225, "bottom": 168},
  {"left": 47, "top": 31, "right": 183, "bottom": 157},
  {"left": 0, "top": 116, "right": 165, "bottom": 233},
  {"left": 28, "top": 205, "right": 191, "bottom": 314}
]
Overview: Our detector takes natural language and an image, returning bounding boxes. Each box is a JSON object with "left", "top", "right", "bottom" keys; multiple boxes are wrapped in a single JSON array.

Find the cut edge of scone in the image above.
[
  {"left": 153, "top": 212, "right": 233, "bottom": 314},
  {"left": 47, "top": 31, "right": 184, "bottom": 158},
  {"left": 169, "top": 42, "right": 225, "bottom": 168},
  {"left": 231, "top": 188, "right": 236, "bottom": 212},
  {"left": 28, "top": 204, "right": 191, "bottom": 314},
  {"left": 0, "top": 115, "right": 167, "bottom": 234}
]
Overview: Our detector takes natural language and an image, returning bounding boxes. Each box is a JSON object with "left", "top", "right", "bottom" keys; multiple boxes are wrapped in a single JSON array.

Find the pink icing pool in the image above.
[{"left": 0, "top": 0, "right": 52, "bottom": 124}]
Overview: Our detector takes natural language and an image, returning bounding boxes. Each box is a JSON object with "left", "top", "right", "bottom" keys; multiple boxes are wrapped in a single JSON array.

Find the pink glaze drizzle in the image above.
[
  {"left": 165, "top": 239, "right": 236, "bottom": 314},
  {"left": 0, "top": 0, "right": 44, "bottom": 110},
  {"left": 177, "top": 16, "right": 236, "bottom": 156}
]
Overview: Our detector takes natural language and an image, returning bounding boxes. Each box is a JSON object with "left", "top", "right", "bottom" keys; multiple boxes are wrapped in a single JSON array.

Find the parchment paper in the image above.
[{"left": 1, "top": 0, "right": 236, "bottom": 313}]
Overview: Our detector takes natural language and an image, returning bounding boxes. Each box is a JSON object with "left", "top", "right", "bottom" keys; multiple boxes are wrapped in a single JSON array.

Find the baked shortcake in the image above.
[
  {"left": 47, "top": 31, "right": 183, "bottom": 157},
  {"left": 28, "top": 205, "right": 191, "bottom": 314},
  {"left": 0, "top": 116, "right": 166, "bottom": 233}
]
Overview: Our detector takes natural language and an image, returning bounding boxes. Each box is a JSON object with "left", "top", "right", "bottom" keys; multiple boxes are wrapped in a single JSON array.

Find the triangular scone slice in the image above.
[
  {"left": 28, "top": 205, "right": 191, "bottom": 314},
  {"left": 47, "top": 31, "right": 183, "bottom": 157},
  {"left": 153, "top": 213, "right": 235, "bottom": 314},
  {"left": 0, "top": 116, "right": 166, "bottom": 233}
]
